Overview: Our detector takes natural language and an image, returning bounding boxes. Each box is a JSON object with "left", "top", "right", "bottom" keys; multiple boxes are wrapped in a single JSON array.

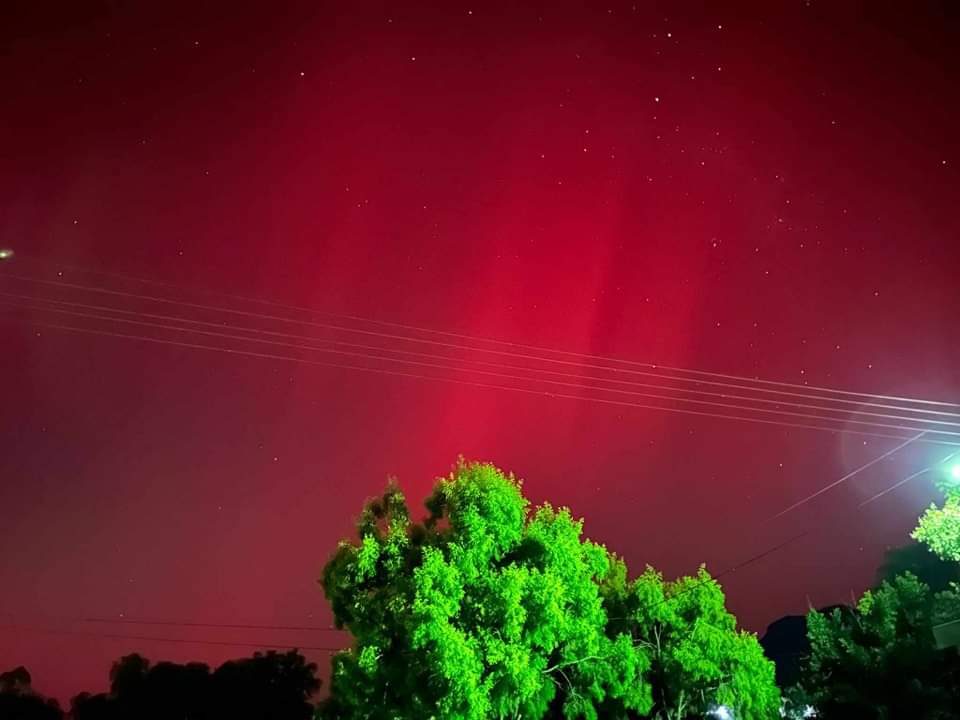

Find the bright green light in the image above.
[
  {"left": 0, "top": 248, "right": 13, "bottom": 260},
  {"left": 950, "top": 464, "right": 960, "bottom": 482}
]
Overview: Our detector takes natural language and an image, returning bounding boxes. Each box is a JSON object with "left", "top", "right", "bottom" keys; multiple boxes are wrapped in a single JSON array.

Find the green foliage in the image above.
[
  {"left": 913, "top": 495, "right": 960, "bottom": 563},
  {"left": 803, "top": 573, "right": 960, "bottom": 719},
  {"left": 604, "top": 565, "right": 780, "bottom": 720},
  {"left": 321, "top": 458, "right": 779, "bottom": 719},
  {"left": 319, "top": 460, "right": 652, "bottom": 720},
  {"left": 911, "top": 467, "right": 960, "bottom": 563},
  {"left": 794, "top": 467, "right": 960, "bottom": 717}
]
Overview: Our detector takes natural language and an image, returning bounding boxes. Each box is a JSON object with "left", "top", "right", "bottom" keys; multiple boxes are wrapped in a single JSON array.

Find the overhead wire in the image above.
[
  {"left": 15, "top": 447, "right": 956, "bottom": 638},
  {"left": 10, "top": 448, "right": 952, "bottom": 633},
  {"left": 10, "top": 316, "right": 959, "bottom": 446},
  {"left": 639, "top": 438, "right": 951, "bottom": 611},
  {"left": 633, "top": 531, "right": 811, "bottom": 615},
  {"left": 857, "top": 468, "right": 936, "bottom": 509},
  {"left": 712, "top": 451, "right": 960, "bottom": 595},
  {"left": 0, "top": 610, "right": 344, "bottom": 634},
  {"left": 5, "top": 289, "right": 960, "bottom": 432},
  {"left": 765, "top": 431, "right": 929, "bottom": 521},
  {"left": 5, "top": 300, "right": 960, "bottom": 445},
  {"left": 80, "top": 617, "right": 345, "bottom": 632},
  {"left": 4, "top": 296, "right": 960, "bottom": 440},
  {"left": 10, "top": 253, "right": 960, "bottom": 410},
  {"left": 1, "top": 623, "right": 342, "bottom": 652},
  {"left": 857, "top": 450, "right": 959, "bottom": 508},
  {"left": 3, "top": 271, "right": 959, "bottom": 420}
]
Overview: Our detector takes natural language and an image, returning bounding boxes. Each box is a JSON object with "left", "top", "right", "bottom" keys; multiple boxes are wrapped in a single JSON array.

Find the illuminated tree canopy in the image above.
[
  {"left": 603, "top": 564, "right": 780, "bottom": 720},
  {"left": 319, "top": 459, "right": 779, "bottom": 720},
  {"left": 912, "top": 471, "right": 960, "bottom": 563}
]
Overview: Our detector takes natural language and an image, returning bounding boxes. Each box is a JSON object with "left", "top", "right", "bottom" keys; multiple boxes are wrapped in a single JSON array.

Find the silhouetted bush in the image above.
[{"left": 0, "top": 666, "right": 64, "bottom": 720}]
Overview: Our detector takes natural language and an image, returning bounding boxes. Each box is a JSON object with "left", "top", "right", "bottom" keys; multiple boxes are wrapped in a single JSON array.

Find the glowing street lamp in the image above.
[
  {"left": 0, "top": 248, "right": 14, "bottom": 260},
  {"left": 949, "top": 463, "right": 960, "bottom": 483}
]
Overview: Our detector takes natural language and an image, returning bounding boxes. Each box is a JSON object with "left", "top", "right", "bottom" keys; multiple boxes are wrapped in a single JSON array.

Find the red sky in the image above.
[{"left": 2, "top": 0, "right": 959, "bottom": 704}]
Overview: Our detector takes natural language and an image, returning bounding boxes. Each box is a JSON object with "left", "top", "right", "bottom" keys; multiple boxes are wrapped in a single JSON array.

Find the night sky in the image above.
[{"left": 2, "top": 0, "right": 959, "bottom": 704}]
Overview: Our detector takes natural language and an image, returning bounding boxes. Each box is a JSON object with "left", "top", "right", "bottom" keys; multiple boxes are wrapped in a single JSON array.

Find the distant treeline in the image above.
[{"left": 0, "top": 649, "right": 319, "bottom": 720}]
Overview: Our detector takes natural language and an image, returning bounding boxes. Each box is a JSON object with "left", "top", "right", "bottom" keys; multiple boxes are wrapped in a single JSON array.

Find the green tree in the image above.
[
  {"left": 603, "top": 564, "right": 780, "bottom": 720},
  {"left": 912, "top": 469, "right": 960, "bottom": 563},
  {"left": 795, "top": 464, "right": 960, "bottom": 718},
  {"left": 320, "top": 460, "right": 651, "bottom": 720},
  {"left": 320, "top": 459, "right": 779, "bottom": 720},
  {"left": 803, "top": 572, "right": 960, "bottom": 719}
]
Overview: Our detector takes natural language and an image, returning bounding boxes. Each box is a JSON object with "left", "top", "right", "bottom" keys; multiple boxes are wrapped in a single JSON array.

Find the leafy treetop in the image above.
[{"left": 320, "top": 459, "right": 779, "bottom": 720}]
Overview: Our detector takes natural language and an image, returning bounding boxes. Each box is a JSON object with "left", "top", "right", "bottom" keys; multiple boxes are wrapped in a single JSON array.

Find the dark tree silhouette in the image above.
[
  {"left": 0, "top": 666, "right": 64, "bottom": 720},
  {"left": 98, "top": 654, "right": 214, "bottom": 720},
  {"left": 69, "top": 692, "right": 118, "bottom": 720},
  {"left": 107, "top": 653, "right": 150, "bottom": 701},
  {"left": 68, "top": 649, "right": 319, "bottom": 720},
  {"left": 803, "top": 573, "right": 960, "bottom": 719},
  {"left": 213, "top": 650, "right": 320, "bottom": 720},
  {"left": 1, "top": 666, "right": 34, "bottom": 694},
  {"left": 759, "top": 605, "right": 850, "bottom": 688},
  {"left": 876, "top": 541, "right": 960, "bottom": 593}
]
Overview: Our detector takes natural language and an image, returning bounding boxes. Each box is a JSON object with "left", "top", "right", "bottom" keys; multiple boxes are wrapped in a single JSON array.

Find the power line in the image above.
[
  {"left": 6, "top": 289, "right": 960, "bottom": 430},
  {"left": 765, "top": 431, "right": 927, "bottom": 521},
  {"left": 715, "top": 530, "right": 811, "bottom": 580},
  {"left": 12, "top": 450, "right": 937, "bottom": 636},
  {"left": 6, "top": 297, "right": 960, "bottom": 439},
  {"left": 2, "top": 612, "right": 347, "bottom": 634},
  {"left": 857, "top": 468, "right": 934, "bottom": 508},
  {"left": 742, "top": 453, "right": 958, "bottom": 580},
  {"left": 13, "top": 451, "right": 954, "bottom": 640},
  {"left": 7, "top": 316, "right": 960, "bottom": 446},
  {"left": 641, "top": 441, "right": 949, "bottom": 612},
  {"left": 622, "top": 531, "right": 812, "bottom": 617},
  {"left": 0, "top": 610, "right": 342, "bottom": 634},
  {"left": 10, "top": 254, "right": 960, "bottom": 409},
  {"left": 82, "top": 617, "right": 347, "bottom": 633},
  {"left": 857, "top": 450, "right": 959, "bottom": 508},
  {"left": 4, "top": 292, "right": 960, "bottom": 442},
  {"left": 1, "top": 624, "right": 344, "bottom": 652},
  {"left": 4, "top": 271, "right": 958, "bottom": 418}
]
